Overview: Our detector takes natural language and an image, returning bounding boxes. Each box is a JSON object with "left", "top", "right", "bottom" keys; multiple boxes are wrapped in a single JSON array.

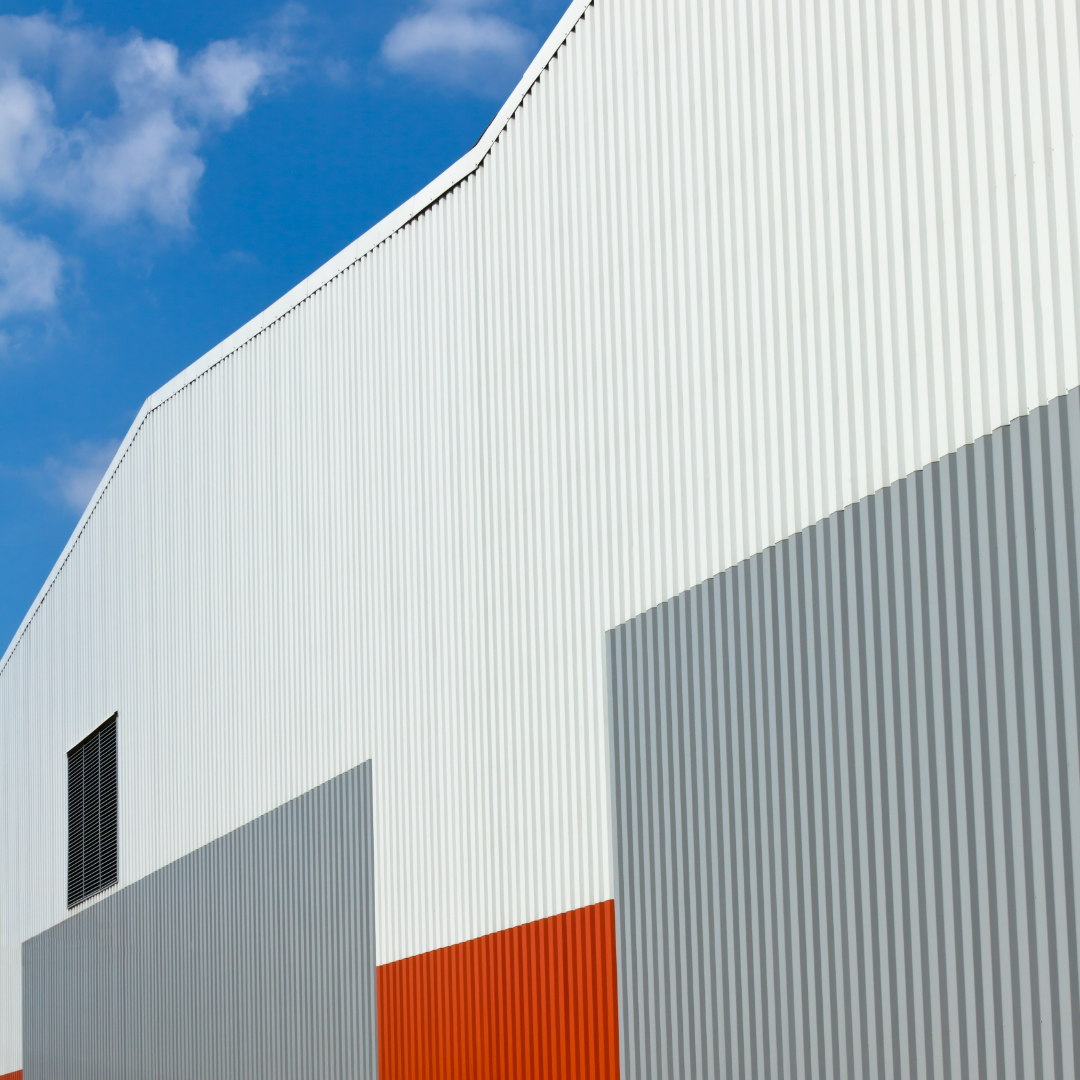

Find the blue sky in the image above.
[{"left": 0, "top": 0, "right": 566, "bottom": 652}]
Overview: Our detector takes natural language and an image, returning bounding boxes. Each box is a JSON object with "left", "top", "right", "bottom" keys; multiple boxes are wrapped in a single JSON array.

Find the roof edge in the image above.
[{"left": 0, "top": 0, "right": 594, "bottom": 677}]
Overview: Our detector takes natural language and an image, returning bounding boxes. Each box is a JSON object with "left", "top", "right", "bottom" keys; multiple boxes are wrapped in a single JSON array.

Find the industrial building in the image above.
[{"left": 2, "top": 0, "right": 1078, "bottom": 1075}]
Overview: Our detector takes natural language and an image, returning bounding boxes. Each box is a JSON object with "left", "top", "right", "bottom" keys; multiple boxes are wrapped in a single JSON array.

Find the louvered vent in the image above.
[{"left": 67, "top": 714, "right": 118, "bottom": 908}]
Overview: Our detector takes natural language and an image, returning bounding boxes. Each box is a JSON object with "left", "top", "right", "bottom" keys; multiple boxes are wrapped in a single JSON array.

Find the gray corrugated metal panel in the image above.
[
  {"left": 608, "top": 386, "right": 1080, "bottom": 1080},
  {"left": 21, "top": 761, "right": 377, "bottom": 1080},
  {"left": 1, "top": 0, "right": 1078, "bottom": 1067}
]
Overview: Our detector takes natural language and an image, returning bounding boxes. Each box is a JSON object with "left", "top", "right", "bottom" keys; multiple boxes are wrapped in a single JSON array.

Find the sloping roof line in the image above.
[{"left": 0, "top": 0, "right": 594, "bottom": 676}]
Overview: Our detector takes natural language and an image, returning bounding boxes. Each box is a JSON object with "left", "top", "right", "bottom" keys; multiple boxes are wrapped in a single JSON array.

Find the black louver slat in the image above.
[{"left": 67, "top": 714, "right": 118, "bottom": 908}]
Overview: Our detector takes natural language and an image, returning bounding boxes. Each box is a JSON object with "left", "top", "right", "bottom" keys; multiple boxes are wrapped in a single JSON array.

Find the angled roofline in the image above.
[{"left": 0, "top": 0, "right": 594, "bottom": 677}]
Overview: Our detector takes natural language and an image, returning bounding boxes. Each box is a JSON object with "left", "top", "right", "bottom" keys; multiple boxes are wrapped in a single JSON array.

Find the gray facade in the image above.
[
  {"left": 608, "top": 390, "right": 1080, "bottom": 1079},
  {"left": 23, "top": 761, "right": 377, "bottom": 1080}
]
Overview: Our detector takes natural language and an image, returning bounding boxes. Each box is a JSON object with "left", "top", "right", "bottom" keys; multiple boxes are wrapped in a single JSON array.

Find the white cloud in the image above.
[
  {"left": 62, "top": 110, "right": 206, "bottom": 229},
  {"left": 34, "top": 438, "right": 122, "bottom": 513},
  {"left": 0, "top": 220, "right": 62, "bottom": 319},
  {"left": 382, "top": 1, "right": 533, "bottom": 93},
  {"left": 0, "top": 72, "right": 54, "bottom": 199},
  {"left": 0, "top": 11, "right": 295, "bottom": 319},
  {"left": 188, "top": 39, "right": 279, "bottom": 122}
]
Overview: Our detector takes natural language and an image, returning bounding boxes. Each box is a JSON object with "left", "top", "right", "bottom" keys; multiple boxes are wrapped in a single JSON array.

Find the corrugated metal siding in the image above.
[
  {"left": 608, "top": 387, "right": 1080, "bottom": 1080},
  {"left": 376, "top": 900, "right": 619, "bottom": 1080},
  {"left": 0, "top": 0, "right": 1078, "bottom": 1068},
  {"left": 22, "top": 763, "right": 377, "bottom": 1080}
]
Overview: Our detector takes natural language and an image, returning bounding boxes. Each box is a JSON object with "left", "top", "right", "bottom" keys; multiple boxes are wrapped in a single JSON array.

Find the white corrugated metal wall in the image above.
[{"left": 1, "top": 0, "right": 1077, "bottom": 1068}]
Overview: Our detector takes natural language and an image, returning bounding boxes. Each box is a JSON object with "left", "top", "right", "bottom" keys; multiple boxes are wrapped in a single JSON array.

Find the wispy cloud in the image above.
[
  {"left": 0, "top": 9, "right": 300, "bottom": 321},
  {"left": 27, "top": 438, "right": 123, "bottom": 514},
  {"left": 381, "top": 1, "right": 534, "bottom": 95},
  {"left": 0, "top": 220, "right": 62, "bottom": 319}
]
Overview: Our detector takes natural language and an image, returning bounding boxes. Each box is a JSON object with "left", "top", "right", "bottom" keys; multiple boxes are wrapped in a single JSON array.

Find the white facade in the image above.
[{"left": 2, "top": 0, "right": 1078, "bottom": 1070}]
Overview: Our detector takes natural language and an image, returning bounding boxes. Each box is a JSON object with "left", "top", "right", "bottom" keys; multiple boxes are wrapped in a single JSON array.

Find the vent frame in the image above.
[{"left": 67, "top": 713, "right": 118, "bottom": 908}]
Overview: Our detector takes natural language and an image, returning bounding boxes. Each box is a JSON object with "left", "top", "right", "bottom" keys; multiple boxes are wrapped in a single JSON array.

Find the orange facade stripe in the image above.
[
  {"left": 0, "top": 1071, "right": 21, "bottom": 1079},
  {"left": 376, "top": 899, "right": 619, "bottom": 1080}
]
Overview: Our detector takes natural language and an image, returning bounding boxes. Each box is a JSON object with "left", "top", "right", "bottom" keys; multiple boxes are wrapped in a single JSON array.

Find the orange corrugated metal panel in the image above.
[
  {"left": 377, "top": 900, "right": 618, "bottom": 1080},
  {"left": 0, "top": 1071, "right": 21, "bottom": 1079}
]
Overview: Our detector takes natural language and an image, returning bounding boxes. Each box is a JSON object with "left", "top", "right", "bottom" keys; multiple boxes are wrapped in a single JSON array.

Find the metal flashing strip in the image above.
[{"left": 0, "top": 0, "right": 595, "bottom": 678}]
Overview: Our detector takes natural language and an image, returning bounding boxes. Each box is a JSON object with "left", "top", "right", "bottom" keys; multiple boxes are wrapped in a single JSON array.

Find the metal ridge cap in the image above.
[
  {"left": 146, "top": 0, "right": 594, "bottom": 414},
  {"left": 0, "top": 0, "right": 594, "bottom": 680}
]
